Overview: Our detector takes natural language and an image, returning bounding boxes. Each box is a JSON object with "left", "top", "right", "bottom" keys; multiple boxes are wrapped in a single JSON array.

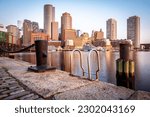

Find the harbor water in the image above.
[{"left": 14, "top": 51, "right": 150, "bottom": 92}]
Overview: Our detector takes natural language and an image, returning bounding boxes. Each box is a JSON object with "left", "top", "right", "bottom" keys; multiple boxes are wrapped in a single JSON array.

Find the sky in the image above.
[{"left": 0, "top": 0, "right": 150, "bottom": 43}]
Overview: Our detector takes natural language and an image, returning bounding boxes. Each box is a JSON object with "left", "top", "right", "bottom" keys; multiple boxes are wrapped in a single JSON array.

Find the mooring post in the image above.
[
  {"left": 116, "top": 43, "right": 135, "bottom": 89},
  {"left": 35, "top": 40, "right": 48, "bottom": 67},
  {"left": 28, "top": 40, "right": 56, "bottom": 72}
]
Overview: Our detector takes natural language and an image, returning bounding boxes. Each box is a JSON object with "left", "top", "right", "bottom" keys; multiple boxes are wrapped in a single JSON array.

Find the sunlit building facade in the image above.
[
  {"left": 62, "top": 29, "right": 76, "bottom": 41},
  {"left": 51, "top": 21, "right": 58, "bottom": 40},
  {"left": 23, "top": 19, "right": 32, "bottom": 46},
  {"left": 61, "top": 12, "right": 72, "bottom": 40},
  {"left": 6, "top": 25, "right": 19, "bottom": 44},
  {"left": 94, "top": 29, "right": 104, "bottom": 40},
  {"left": 44, "top": 4, "right": 55, "bottom": 39},
  {"left": 106, "top": 18, "right": 117, "bottom": 40},
  {"left": 127, "top": 16, "right": 140, "bottom": 48}
]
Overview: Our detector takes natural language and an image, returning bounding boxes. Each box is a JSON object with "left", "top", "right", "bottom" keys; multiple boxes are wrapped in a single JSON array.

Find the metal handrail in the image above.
[
  {"left": 70, "top": 49, "right": 84, "bottom": 76},
  {"left": 87, "top": 48, "right": 100, "bottom": 80}
]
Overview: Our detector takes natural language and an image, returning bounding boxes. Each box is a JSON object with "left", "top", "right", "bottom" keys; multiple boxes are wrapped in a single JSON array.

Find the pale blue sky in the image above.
[{"left": 0, "top": 0, "right": 150, "bottom": 43}]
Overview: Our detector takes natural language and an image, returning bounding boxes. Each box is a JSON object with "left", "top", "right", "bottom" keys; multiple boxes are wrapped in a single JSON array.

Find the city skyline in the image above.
[{"left": 0, "top": 0, "right": 150, "bottom": 43}]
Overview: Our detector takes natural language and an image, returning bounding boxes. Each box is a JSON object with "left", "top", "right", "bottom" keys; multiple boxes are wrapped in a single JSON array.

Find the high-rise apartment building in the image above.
[
  {"left": 61, "top": 12, "right": 72, "bottom": 40},
  {"left": 44, "top": 4, "right": 55, "bottom": 39},
  {"left": 106, "top": 18, "right": 117, "bottom": 40},
  {"left": 51, "top": 21, "right": 58, "bottom": 40},
  {"left": 23, "top": 19, "right": 40, "bottom": 46},
  {"left": 23, "top": 19, "right": 32, "bottom": 46},
  {"left": 32, "top": 22, "right": 39, "bottom": 33},
  {"left": 127, "top": 16, "right": 140, "bottom": 48},
  {"left": 6, "top": 25, "right": 19, "bottom": 44},
  {"left": 17, "top": 20, "right": 23, "bottom": 38},
  {"left": 17, "top": 20, "right": 23, "bottom": 30}
]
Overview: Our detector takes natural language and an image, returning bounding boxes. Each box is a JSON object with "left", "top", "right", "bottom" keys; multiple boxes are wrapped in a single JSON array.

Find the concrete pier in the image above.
[{"left": 0, "top": 57, "right": 150, "bottom": 100}]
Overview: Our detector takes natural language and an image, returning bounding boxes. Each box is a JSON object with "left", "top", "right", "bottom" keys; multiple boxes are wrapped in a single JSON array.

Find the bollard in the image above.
[
  {"left": 35, "top": 40, "right": 48, "bottom": 67},
  {"left": 120, "top": 43, "right": 130, "bottom": 60},
  {"left": 116, "top": 43, "right": 135, "bottom": 90},
  {"left": 28, "top": 40, "right": 56, "bottom": 72}
]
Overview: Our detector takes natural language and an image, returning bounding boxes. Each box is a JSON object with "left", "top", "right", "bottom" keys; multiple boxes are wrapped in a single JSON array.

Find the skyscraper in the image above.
[
  {"left": 127, "top": 16, "right": 140, "bottom": 48},
  {"left": 106, "top": 18, "right": 117, "bottom": 40},
  {"left": 6, "top": 25, "right": 19, "bottom": 44},
  {"left": 23, "top": 19, "right": 32, "bottom": 46},
  {"left": 44, "top": 4, "right": 55, "bottom": 39},
  {"left": 32, "top": 22, "right": 39, "bottom": 33},
  {"left": 51, "top": 21, "right": 58, "bottom": 40},
  {"left": 23, "top": 19, "right": 40, "bottom": 46},
  {"left": 61, "top": 12, "right": 72, "bottom": 40}
]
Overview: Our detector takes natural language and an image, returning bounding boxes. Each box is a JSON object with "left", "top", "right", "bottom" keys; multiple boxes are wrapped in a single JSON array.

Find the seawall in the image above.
[{"left": 0, "top": 57, "right": 150, "bottom": 100}]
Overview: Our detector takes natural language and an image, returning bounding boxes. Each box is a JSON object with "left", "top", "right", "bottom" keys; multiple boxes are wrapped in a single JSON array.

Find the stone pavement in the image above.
[
  {"left": 0, "top": 67, "right": 44, "bottom": 100},
  {"left": 0, "top": 57, "right": 150, "bottom": 100}
]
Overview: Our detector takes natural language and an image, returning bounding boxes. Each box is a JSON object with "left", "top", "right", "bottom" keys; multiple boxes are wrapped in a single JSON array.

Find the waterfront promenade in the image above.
[
  {"left": 0, "top": 57, "right": 150, "bottom": 100},
  {"left": 0, "top": 66, "right": 43, "bottom": 100}
]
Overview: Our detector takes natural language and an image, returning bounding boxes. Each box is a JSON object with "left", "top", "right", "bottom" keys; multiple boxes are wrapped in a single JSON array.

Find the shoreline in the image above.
[{"left": 0, "top": 57, "right": 150, "bottom": 100}]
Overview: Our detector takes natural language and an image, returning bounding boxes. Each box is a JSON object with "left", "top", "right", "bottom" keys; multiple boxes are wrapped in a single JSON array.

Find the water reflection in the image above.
[
  {"left": 14, "top": 51, "right": 150, "bottom": 92},
  {"left": 116, "top": 72, "right": 135, "bottom": 90}
]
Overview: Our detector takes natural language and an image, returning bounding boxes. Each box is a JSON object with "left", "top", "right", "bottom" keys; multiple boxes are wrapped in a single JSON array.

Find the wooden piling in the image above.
[
  {"left": 116, "top": 59, "right": 123, "bottom": 73},
  {"left": 129, "top": 60, "right": 135, "bottom": 76}
]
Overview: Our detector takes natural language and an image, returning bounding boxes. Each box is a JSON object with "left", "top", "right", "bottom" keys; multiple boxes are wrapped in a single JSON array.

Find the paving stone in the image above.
[
  {"left": 10, "top": 89, "right": 25, "bottom": 95},
  {"left": 1, "top": 89, "right": 12, "bottom": 94},
  {"left": 0, "top": 66, "right": 45, "bottom": 100},
  {"left": 9, "top": 85, "right": 21, "bottom": 90},
  {"left": 0, "top": 84, "right": 9, "bottom": 88},
  {"left": 3, "top": 91, "right": 31, "bottom": 100},
  {"left": 0, "top": 80, "right": 3, "bottom": 84},
  {"left": 0, "top": 88, "right": 8, "bottom": 92},
  {"left": 2, "top": 87, "right": 24, "bottom": 95},
  {"left": 24, "top": 95, "right": 39, "bottom": 100},
  {"left": 0, "top": 94, "right": 8, "bottom": 99},
  {"left": 36, "top": 98, "right": 43, "bottom": 100},
  {"left": 1, "top": 77, "right": 13, "bottom": 80},
  {"left": 19, "top": 93, "right": 35, "bottom": 100}
]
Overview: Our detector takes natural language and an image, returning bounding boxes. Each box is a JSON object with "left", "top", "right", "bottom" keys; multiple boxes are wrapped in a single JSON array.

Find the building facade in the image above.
[
  {"left": 61, "top": 12, "right": 72, "bottom": 40},
  {"left": 6, "top": 25, "right": 19, "bottom": 44},
  {"left": 94, "top": 29, "right": 104, "bottom": 40},
  {"left": 44, "top": 4, "right": 55, "bottom": 39},
  {"left": 32, "top": 22, "right": 39, "bottom": 33},
  {"left": 51, "top": 21, "right": 58, "bottom": 40},
  {"left": 106, "top": 18, "right": 117, "bottom": 40},
  {"left": 23, "top": 19, "right": 40, "bottom": 46},
  {"left": 0, "top": 24, "right": 6, "bottom": 32},
  {"left": 62, "top": 29, "right": 76, "bottom": 41},
  {"left": 127, "top": 16, "right": 140, "bottom": 48},
  {"left": 23, "top": 19, "right": 32, "bottom": 46}
]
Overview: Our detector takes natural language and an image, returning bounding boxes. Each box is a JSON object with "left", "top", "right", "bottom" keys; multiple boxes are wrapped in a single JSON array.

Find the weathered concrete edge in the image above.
[{"left": 0, "top": 57, "right": 150, "bottom": 100}]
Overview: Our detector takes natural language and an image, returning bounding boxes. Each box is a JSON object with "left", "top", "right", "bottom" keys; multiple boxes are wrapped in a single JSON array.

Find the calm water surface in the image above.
[{"left": 14, "top": 51, "right": 150, "bottom": 92}]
